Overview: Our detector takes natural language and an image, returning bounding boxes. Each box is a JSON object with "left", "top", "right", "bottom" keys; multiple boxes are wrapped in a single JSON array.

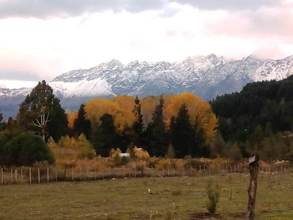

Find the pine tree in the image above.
[
  {"left": 17, "top": 80, "right": 68, "bottom": 141},
  {"left": 170, "top": 104, "right": 194, "bottom": 158},
  {"left": 193, "top": 119, "right": 207, "bottom": 157},
  {"left": 73, "top": 104, "right": 91, "bottom": 139},
  {"left": 132, "top": 96, "right": 144, "bottom": 146},
  {"left": 146, "top": 96, "right": 167, "bottom": 156},
  {"left": 93, "top": 114, "right": 119, "bottom": 156}
]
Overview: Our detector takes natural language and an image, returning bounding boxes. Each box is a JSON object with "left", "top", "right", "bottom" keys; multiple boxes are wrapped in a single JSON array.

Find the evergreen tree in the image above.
[
  {"left": 193, "top": 119, "right": 209, "bottom": 157},
  {"left": 146, "top": 96, "right": 167, "bottom": 156},
  {"left": 17, "top": 80, "right": 68, "bottom": 141},
  {"left": 132, "top": 96, "right": 144, "bottom": 146},
  {"left": 93, "top": 114, "right": 119, "bottom": 156},
  {"left": 73, "top": 104, "right": 91, "bottom": 139},
  {"left": 170, "top": 104, "right": 194, "bottom": 158}
]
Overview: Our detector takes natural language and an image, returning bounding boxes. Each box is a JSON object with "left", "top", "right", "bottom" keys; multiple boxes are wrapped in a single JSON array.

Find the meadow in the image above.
[{"left": 0, "top": 172, "right": 293, "bottom": 220}]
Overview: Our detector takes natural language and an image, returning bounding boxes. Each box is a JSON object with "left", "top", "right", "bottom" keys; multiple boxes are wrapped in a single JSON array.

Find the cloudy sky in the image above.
[{"left": 0, "top": 0, "right": 293, "bottom": 84}]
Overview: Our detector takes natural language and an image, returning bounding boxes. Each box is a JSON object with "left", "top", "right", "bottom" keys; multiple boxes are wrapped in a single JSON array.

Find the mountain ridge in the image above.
[{"left": 1, "top": 54, "right": 293, "bottom": 117}]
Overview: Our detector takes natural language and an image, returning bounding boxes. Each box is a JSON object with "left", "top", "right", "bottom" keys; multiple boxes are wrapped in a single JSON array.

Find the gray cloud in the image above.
[
  {"left": 0, "top": 0, "right": 168, "bottom": 18},
  {"left": 0, "top": 69, "right": 40, "bottom": 81},
  {"left": 172, "top": 0, "right": 277, "bottom": 10},
  {"left": 0, "top": 0, "right": 278, "bottom": 18}
]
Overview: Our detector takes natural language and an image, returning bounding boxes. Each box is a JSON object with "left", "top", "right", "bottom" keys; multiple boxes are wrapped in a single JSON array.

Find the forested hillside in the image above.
[{"left": 212, "top": 75, "right": 293, "bottom": 160}]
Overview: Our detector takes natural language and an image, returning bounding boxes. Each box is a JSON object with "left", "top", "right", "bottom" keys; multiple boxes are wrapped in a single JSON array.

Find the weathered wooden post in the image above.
[
  {"left": 1, "top": 168, "right": 3, "bottom": 185},
  {"left": 47, "top": 167, "right": 50, "bottom": 183},
  {"left": 247, "top": 154, "right": 259, "bottom": 220},
  {"left": 38, "top": 168, "right": 41, "bottom": 184},
  {"left": 29, "top": 168, "right": 32, "bottom": 184}
]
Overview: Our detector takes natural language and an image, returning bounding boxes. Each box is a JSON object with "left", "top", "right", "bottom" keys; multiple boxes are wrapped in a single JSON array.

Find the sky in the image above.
[{"left": 0, "top": 0, "right": 293, "bottom": 86}]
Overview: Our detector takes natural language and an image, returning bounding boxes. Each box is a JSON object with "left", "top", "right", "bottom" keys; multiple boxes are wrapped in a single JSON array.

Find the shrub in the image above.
[
  {"left": 173, "top": 159, "right": 186, "bottom": 171},
  {"left": 2, "top": 132, "right": 54, "bottom": 166},
  {"left": 206, "top": 180, "right": 220, "bottom": 214},
  {"left": 49, "top": 134, "right": 95, "bottom": 163},
  {"left": 155, "top": 159, "right": 171, "bottom": 170}
]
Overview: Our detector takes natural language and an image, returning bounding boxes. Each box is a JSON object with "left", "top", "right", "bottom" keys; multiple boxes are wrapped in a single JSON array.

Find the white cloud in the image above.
[{"left": 0, "top": 1, "right": 292, "bottom": 81}]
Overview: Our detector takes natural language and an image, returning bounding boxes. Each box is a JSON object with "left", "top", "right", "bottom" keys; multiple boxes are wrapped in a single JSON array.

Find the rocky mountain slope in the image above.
[{"left": 1, "top": 54, "right": 293, "bottom": 117}]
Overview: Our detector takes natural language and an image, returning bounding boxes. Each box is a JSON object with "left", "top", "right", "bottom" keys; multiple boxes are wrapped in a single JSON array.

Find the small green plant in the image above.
[{"left": 206, "top": 180, "right": 220, "bottom": 214}]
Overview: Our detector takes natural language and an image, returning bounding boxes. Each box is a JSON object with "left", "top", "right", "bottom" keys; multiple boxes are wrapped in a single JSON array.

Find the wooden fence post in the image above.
[
  {"left": 20, "top": 167, "right": 23, "bottom": 182},
  {"left": 29, "top": 168, "right": 32, "bottom": 184},
  {"left": 1, "top": 168, "right": 3, "bottom": 185},
  {"left": 247, "top": 155, "right": 260, "bottom": 220},
  {"left": 47, "top": 167, "right": 50, "bottom": 183},
  {"left": 10, "top": 168, "right": 13, "bottom": 183},
  {"left": 15, "top": 169, "right": 18, "bottom": 183},
  {"left": 38, "top": 168, "right": 40, "bottom": 184}
]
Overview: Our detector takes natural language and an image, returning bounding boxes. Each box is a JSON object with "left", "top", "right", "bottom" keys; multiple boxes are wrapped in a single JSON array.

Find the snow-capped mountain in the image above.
[
  {"left": 51, "top": 54, "right": 293, "bottom": 98},
  {"left": 1, "top": 54, "right": 293, "bottom": 117}
]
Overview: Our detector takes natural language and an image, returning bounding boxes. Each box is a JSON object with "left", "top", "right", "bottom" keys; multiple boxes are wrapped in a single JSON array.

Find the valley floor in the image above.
[{"left": 0, "top": 172, "right": 293, "bottom": 220}]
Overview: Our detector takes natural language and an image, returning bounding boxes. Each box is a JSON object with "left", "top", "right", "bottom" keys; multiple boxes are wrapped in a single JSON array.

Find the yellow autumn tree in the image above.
[
  {"left": 141, "top": 96, "right": 159, "bottom": 125},
  {"left": 85, "top": 96, "right": 135, "bottom": 132},
  {"left": 84, "top": 93, "right": 217, "bottom": 144},
  {"left": 67, "top": 111, "right": 78, "bottom": 129},
  {"left": 164, "top": 92, "right": 217, "bottom": 142}
]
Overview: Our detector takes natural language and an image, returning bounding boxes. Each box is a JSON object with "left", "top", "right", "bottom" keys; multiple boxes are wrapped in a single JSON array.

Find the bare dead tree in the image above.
[
  {"left": 33, "top": 113, "right": 50, "bottom": 141},
  {"left": 247, "top": 154, "right": 259, "bottom": 220}
]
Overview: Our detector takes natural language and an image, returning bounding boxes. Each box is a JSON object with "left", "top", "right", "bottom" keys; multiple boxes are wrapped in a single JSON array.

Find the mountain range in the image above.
[{"left": 1, "top": 54, "right": 293, "bottom": 117}]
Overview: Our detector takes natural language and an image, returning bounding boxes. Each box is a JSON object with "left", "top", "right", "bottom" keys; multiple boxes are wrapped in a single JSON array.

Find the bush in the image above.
[
  {"left": 1, "top": 132, "right": 54, "bottom": 166},
  {"left": 206, "top": 180, "right": 220, "bottom": 214},
  {"left": 49, "top": 134, "right": 95, "bottom": 163}
]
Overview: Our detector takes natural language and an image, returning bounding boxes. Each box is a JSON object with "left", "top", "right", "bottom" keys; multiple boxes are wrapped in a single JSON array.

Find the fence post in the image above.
[
  {"left": 20, "top": 167, "right": 23, "bottom": 182},
  {"left": 47, "top": 167, "right": 50, "bottom": 183},
  {"left": 10, "top": 168, "right": 13, "bottom": 183},
  {"left": 38, "top": 168, "right": 40, "bottom": 184},
  {"left": 15, "top": 169, "right": 18, "bottom": 183},
  {"left": 1, "top": 168, "right": 3, "bottom": 185},
  {"left": 71, "top": 168, "right": 74, "bottom": 181},
  {"left": 29, "top": 168, "right": 32, "bottom": 184}
]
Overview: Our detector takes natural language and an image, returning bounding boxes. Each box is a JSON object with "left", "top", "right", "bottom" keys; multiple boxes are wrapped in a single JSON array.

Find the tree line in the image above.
[
  {"left": 211, "top": 75, "right": 293, "bottom": 160},
  {"left": 1, "top": 75, "right": 293, "bottom": 166},
  {"left": 0, "top": 81, "right": 217, "bottom": 166}
]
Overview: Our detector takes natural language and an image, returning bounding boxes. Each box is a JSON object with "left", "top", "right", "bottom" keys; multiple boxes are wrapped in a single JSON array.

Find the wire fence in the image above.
[{"left": 0, "top": 163, "right": 290, "bottom": 185}]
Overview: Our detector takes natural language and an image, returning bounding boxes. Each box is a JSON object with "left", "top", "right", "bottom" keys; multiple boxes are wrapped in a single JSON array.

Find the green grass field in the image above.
[{"left": 0, "top": 172, "right": 293, "bottom": 220}]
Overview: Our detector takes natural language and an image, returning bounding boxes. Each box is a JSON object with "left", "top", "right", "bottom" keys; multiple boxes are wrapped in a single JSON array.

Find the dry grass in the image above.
[{"left": 0, "top": 171, "right": 293, "bottom": 220}]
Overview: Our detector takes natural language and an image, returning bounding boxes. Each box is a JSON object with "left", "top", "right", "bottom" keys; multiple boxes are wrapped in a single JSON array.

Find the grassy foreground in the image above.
[{"left": 0, "top": 172, "right": 293, "bottom": 220}]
